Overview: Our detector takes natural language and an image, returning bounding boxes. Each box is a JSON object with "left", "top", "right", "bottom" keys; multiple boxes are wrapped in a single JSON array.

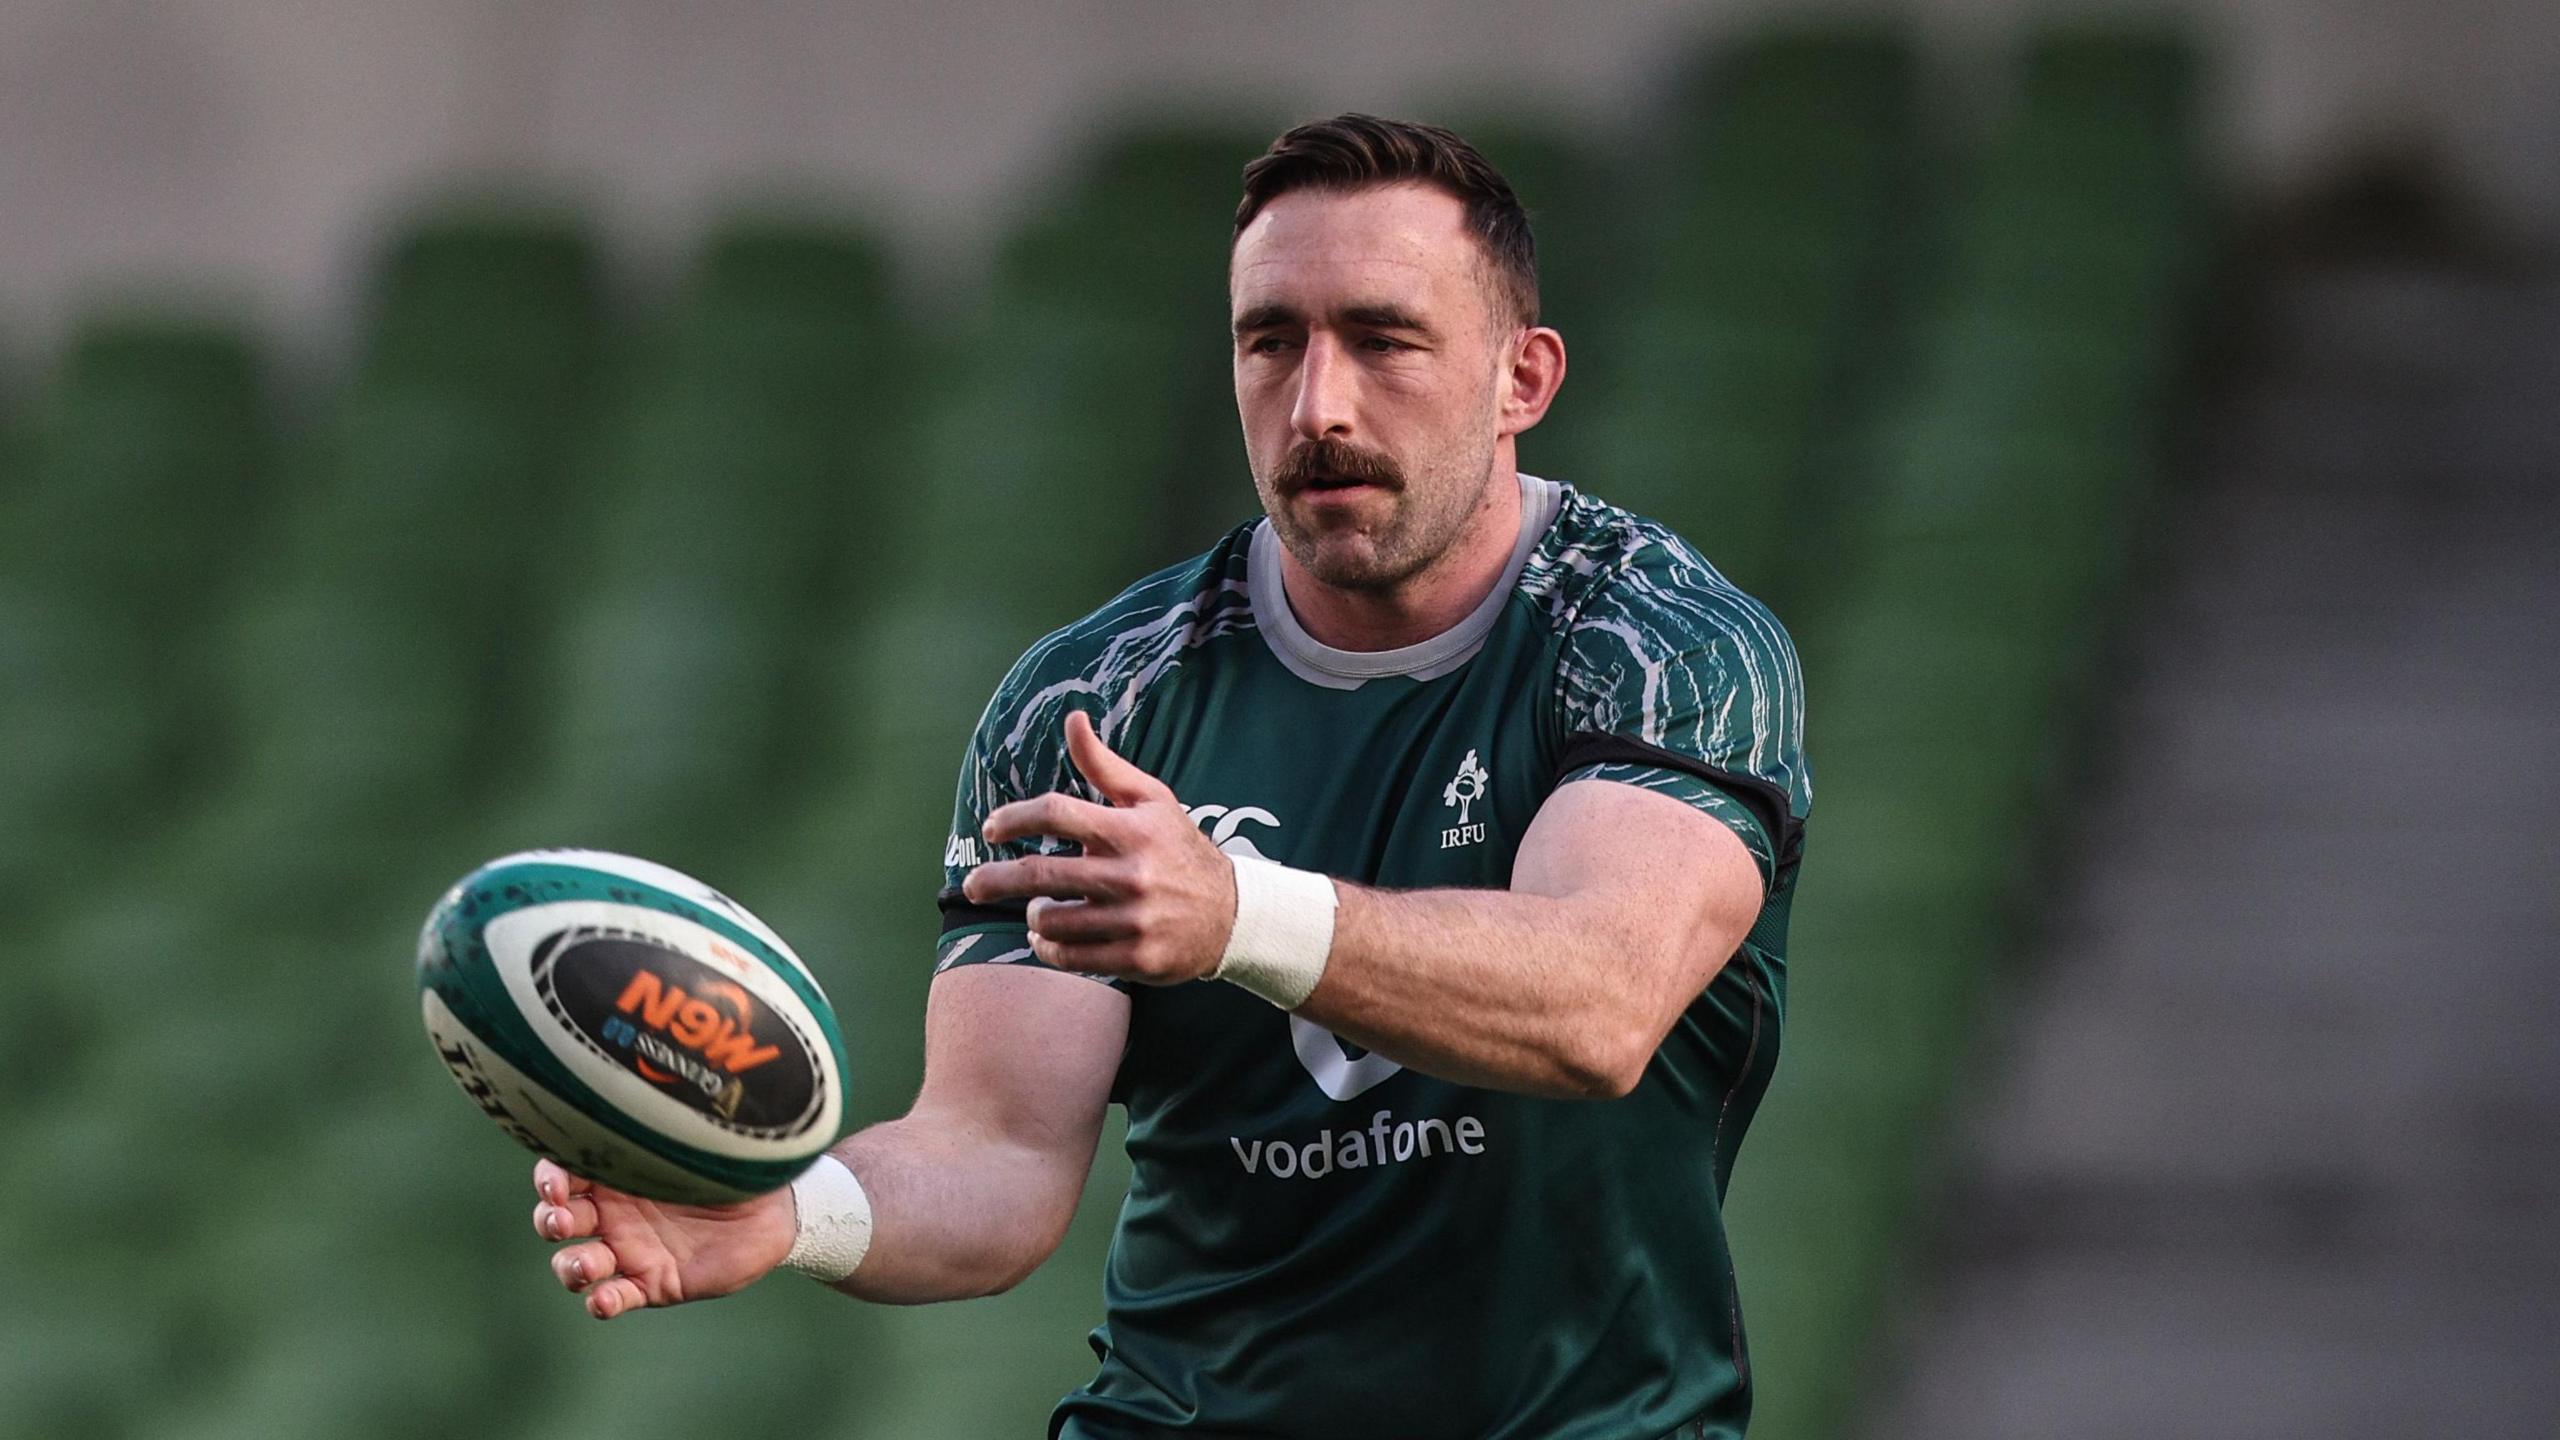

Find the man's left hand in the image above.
[{"left": 962, "top": 711, "right": 1238, "bottom": 985}]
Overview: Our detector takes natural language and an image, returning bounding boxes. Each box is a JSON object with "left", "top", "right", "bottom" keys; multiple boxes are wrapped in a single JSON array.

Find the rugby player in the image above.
[{"left": 532, "top": 113, "right": 1810, "bottom": 1439}]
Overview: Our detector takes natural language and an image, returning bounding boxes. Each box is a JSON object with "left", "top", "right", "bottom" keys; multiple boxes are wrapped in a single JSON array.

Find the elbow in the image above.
[
  {"left": 971, "top": 1214, "right": 1072, "bottom": 1298},
  {"left": 890, "top": 1226, "right": 1058, "bottom": 1304},
  {"left": 968, "top": 1258, "right": 1039, "bottom": 1300},
  {"left": 1576, "top": 1051, "right": 1650, "bottom": 1102},
  {"left": 1552, "top": 928, "right": 1739, "bottom": 1100},
  {"left": 1551, "top": 1020, "right": 1657, "bottom": 1101}
]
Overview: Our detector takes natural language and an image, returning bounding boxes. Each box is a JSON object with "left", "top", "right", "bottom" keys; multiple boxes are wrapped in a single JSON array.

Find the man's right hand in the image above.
[{"left": 531, "top": 1158, "right": 797, "bottom": 1320}]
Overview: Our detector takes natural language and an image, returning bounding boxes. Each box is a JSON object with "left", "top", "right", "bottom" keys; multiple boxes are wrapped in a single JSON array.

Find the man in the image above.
[{"left": 532, "top": 114, "right": 1810, "bottom": 1439}]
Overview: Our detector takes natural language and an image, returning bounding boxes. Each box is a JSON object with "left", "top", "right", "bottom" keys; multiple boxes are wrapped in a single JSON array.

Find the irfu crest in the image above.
[{"left": 1442, "top": 748, "right": 1490, "bottom": 824}]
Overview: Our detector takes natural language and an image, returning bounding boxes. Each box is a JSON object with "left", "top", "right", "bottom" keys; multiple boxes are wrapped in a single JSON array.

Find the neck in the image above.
[{"left": 1278, "top": 463, "right": 1525, "bottom": 652}]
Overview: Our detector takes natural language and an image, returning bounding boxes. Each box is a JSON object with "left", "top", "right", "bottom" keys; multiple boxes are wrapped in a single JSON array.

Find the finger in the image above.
[
  {"left": 552, "top": 1240, "right": 619, "bottom": 1294},
  {"left": 963, "top": 855, "right": 1126, "bottom": 905},
  {"left": 1065, "top": 711, "right": 1177, "bottom": 807},
  {"left": 982, "top": 792, "right": 1134, "bottom": 850},
  {"left": 1028, "top": 930, "right": 1137, "bottom": 976},
  {"left": 1026, "top": 897, "right": 1139, "bottom": 944},
  {"left": 587, "top": 1275, "right": 651, "bottom": 1321},
  {"left": 533, "top": 1193, "right": 602, "bottom": 1242},
  {"left": 533, "top": 1158, "right": 594, "bottom": 1205}
]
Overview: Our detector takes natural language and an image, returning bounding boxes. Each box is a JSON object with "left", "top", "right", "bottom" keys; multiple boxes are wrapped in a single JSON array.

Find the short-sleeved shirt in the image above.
[{"left": 936, "top": 475, "right": 1810, "bottom": 1440}]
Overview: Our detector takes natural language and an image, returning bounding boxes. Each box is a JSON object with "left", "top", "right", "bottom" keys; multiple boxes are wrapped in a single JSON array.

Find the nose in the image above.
[{"left": 1289, "top": 333, "right": 1356, "bottom": 441}]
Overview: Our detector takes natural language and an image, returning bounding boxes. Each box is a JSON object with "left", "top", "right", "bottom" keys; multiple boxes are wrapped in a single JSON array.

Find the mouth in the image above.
[{"left": 1295, "top": 471, "right": 1388, "bottom": 497}]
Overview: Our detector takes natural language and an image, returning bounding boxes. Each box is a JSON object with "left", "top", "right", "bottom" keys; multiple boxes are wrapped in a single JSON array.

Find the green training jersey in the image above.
[{"left": 935, "top": 476, "right": 1811, "bottom": 1440}]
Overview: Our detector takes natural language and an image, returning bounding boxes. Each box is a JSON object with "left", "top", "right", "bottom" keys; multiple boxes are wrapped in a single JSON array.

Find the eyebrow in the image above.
[
  {"left": 1231, "top": 301, "right": 1437, "bottom": 337},
  {"left": 1344, "top": 303, "right": 1432, "bottom": 334}
]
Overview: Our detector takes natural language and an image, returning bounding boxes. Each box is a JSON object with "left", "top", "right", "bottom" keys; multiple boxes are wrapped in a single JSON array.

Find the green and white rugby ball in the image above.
[{"left": 417, "top": 849, "right": 847, "bottom": 1204}]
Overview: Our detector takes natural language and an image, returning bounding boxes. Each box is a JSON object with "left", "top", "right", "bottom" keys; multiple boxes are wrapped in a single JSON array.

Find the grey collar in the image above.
[{"left": 1250, "top": 473, "right": 1561, "bottom": 690}]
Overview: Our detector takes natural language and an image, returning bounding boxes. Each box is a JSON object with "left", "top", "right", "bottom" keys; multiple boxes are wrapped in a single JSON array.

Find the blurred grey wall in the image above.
[{"left": 3, "top": 0, "right": 2554, "bottom": 364}]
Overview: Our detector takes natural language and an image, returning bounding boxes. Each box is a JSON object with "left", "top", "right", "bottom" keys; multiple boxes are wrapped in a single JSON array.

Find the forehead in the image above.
[{"left": 1229, "top": 182, "right": 1481, "bottom": 315}]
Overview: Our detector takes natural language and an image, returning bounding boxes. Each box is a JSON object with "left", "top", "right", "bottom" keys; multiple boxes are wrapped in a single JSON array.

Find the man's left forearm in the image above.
[{"left": 1297, "top": 883, "right": 1684, "bottom": 1099}]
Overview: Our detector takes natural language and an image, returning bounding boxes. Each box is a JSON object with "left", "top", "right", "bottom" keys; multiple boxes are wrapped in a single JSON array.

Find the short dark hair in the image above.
[{"left": 1234, "top": 114, "right": 1540, "bottom": 328}]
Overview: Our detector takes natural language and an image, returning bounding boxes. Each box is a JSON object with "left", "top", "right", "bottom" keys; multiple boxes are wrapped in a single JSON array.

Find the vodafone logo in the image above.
[{"left": 1289, "top": 1016, "right": 1403, "bottom": 1101}]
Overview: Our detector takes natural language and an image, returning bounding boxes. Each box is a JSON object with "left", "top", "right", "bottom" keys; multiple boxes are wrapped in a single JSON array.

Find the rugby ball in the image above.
[{"left": 417, "top": 849, "right": 847, "bottom": 1205}]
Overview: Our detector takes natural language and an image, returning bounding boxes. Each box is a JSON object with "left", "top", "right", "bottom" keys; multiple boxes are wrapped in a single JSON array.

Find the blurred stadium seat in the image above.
[{"left": 1721, "top": 24, "right": 2209, "bottom": 1437}]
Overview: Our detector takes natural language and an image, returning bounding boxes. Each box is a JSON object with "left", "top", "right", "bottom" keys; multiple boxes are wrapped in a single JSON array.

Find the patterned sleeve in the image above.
[
  {"left": 1553, "top": 536, "right": 1811, "bottom": 890},
  {"left": 930, "top": 652, "right": 1123, "bottom": 988}
]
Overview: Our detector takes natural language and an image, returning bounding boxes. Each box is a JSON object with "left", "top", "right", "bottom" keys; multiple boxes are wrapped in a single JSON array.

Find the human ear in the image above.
[{"left": 1497, "top": 327, "right": 1567, "bottom": 438}]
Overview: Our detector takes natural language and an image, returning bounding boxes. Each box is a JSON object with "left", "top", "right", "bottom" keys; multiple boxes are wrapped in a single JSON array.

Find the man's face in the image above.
[{"left": 1230, "top": 183, "right": 1518, "bottom": 593}]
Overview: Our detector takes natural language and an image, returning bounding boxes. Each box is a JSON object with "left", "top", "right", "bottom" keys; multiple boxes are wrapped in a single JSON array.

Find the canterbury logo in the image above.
[
  {"left": 614, "top": 970, "right": 782, "bottom": 1077},
  {"left": 1186, "top": 803, "right": 1279, "bottom": 860}
]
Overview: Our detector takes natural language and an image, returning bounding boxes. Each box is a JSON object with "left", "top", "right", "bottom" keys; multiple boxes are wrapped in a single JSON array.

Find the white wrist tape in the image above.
[
  {"left": 780, "top": 1155, "right": 873, "bottom": 1283},
  {"left": 1211, "top": 854, "right": 1337, "bottom": 1010}
]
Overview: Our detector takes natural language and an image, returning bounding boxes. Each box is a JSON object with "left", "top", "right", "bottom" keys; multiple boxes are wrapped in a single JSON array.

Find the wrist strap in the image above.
[
  {"left": 1211, "top": 854, "right": 1337, "bottom": 1010},
  {"left": 780, "top": 1154, "right": 873, "bottom": 1283}
]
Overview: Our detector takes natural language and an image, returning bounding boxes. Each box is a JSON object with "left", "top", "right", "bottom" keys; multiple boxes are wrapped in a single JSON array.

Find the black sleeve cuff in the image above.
[
  {"left": 937, "top": 886, "right": 1029, "bottom": 934},
  {"left": 1557, "top": 730, "right": 1805, "bottom": 874}
]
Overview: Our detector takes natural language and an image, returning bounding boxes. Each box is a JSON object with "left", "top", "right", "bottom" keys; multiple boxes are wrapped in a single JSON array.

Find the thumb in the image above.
[{"left": 1065, "top": 710, "right": 1176, "bottom": 807}]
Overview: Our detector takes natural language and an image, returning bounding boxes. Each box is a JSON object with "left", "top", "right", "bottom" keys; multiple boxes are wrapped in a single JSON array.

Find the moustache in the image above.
[{"left": 1276, "top": 438, "right": 1404, "bottom": 494}]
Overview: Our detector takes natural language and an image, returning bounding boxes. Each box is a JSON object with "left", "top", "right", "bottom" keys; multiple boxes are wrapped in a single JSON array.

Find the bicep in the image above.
[
  {"left": 910, "top": 962, "right": 1127, "bottom": 1173},
  {"left": 1514, "top": 778, "right": 1766, "bottom": 987}
]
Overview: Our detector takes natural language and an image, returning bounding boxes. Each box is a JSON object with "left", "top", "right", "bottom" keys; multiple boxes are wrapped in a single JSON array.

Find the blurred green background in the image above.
[{"left": 0, "top": 19, "right": 2216, "bottom": 1440}]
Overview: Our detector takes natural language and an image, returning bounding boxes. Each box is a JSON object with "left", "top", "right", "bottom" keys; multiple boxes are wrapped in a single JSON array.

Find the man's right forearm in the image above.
[{"left": 818, "top": 1106, "right": 1091, "bottom": 1304}]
